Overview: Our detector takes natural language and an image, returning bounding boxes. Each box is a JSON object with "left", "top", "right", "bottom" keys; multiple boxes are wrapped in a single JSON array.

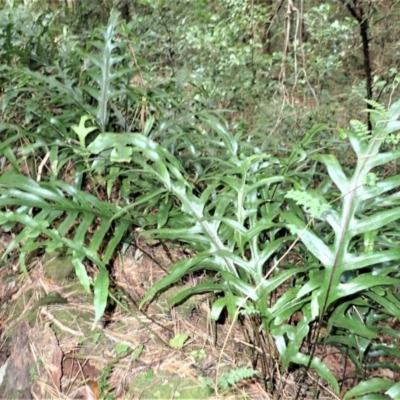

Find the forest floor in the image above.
[{"left": 0, "top": 232, "right": 398, "bottom": 399}]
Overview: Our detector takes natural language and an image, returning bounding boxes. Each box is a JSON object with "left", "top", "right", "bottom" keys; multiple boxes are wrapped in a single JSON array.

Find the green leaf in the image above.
[
  {"left": 328, "top": 275, "right": 400, "bottom": 306},
  {"left": 210, "top": 297, "right": 228, "bottom": 321},
  {"left": 343, "top": 378, "right": 394, "bottom": 399},
  {"left": 103, "top": 220, "right": 131, "bottom": 264},
  {"left": 281, "top": 211, "right": 334, "bottom": 267},
  {"left": 366, "top": 291, "right": 400, "bottom": 319},
  {"left": 386, "top": 381, "right": 400, "bottom": 399},
  {"left": 167, "top": 282, "right": 222, "bottom": 308},
  {"left": 139, "top": 253, "right": 212, "bottom": 308},
  {"left": 169, "top": 333, "right": 189, "bottom": 349},
  {"left": 281, "top": 317, "right": 310, "bottom": 368},
  {"left": 2, "top": 146, "right": 19, "bottom": 172},
  {"left": 331, "top": 315, "right": 376, "bottom": 339},
  {"left": 199, "top": 112, "right": 238, "bottom": 155},
  {"left": 292, "top": 352, "right": 339, "bottom": 394},
  {"left": 72, "top": 258, "right": 91, "bottom": 294},
  {"left": 285, "top": 189, "right": 331, "bottom": 219},
  {"left": 71, "top": 115, "right": 97, "bottom": 148},
  {"left": 93, "top": 269, "right": 109, "bottom": 323},
  {"left": 115, "top": 343, "right": 130, "bottom": 355},
  {"left": 90, "top": 219, "right": 112, "bottom": 255},
  {"left": 157, "top": 196, "right": 173, "bottom": 228}
]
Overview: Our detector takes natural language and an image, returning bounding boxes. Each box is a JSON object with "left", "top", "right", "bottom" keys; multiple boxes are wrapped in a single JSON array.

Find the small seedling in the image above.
[
  {"left": 169, "top": 333, "right": 189, "bottom": 349},
  {"left": 218, "top": 367, "right": 257, "bottom": 390},
  {"left": 115, "top": 343, "right": 130, "bottom": 355},
  {"left": 191, "top": 349, "right": 206, "bottom": 360},
  {"left": 92, "top": 332, "right": 101, "bottom": 344},
  {"left": 198, "top": 376, "right": 214, "bottom": 389},
  {"left": 145, "top": 370, "right": 155, "bottom": 379}
]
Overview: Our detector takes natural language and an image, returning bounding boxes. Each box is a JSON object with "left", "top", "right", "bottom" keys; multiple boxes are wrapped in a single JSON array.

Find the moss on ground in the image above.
[{"left": 128, "top": 370, "right": 214, "bottom": 399}]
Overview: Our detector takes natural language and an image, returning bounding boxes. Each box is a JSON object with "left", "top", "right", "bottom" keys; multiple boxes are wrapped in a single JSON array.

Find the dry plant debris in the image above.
[{"left": 0, "top": 237, "right": 274, "bottom": 399}]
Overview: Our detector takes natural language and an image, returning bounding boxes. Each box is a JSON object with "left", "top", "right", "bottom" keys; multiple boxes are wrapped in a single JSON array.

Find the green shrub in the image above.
[{"left": 1, "top": 7, "right": 400, "bottom": 398}]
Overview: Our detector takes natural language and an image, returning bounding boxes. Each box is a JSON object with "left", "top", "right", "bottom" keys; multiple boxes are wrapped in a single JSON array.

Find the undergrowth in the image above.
[{"left": 1, "top": 7, "right": 400, "bottom": 399}]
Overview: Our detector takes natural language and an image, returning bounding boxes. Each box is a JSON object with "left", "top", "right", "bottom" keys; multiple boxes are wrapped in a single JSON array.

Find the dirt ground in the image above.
[{"left": 0, "top": 235, "right": 398, "bottom": 399}]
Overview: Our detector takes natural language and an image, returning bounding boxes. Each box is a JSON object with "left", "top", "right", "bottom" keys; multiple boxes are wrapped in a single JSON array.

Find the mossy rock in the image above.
[
  {"left": 128, "top": 370, "right": 214, "bottom": 399},
  {"left": 43, "top": 250, "right": 74, "bottom": 283},
  {"left": 156, "top": 284, "right": 208, "bottom": 317},
  {"left": 46, "top": 283, "right": 94, "bottom": 341},
  {"left": 3, "top": 290, "right": 37, "bottom": 336}
]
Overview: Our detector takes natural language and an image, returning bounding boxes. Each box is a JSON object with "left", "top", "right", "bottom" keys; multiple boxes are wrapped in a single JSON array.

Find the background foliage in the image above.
[{"left": 1, "top": 0, "right": 400, "bottom": 398}]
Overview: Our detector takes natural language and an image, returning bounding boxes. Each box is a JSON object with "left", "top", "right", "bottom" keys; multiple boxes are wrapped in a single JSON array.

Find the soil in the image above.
[{"left": 0, "top": 235, "right": 398, "bottom": 399}]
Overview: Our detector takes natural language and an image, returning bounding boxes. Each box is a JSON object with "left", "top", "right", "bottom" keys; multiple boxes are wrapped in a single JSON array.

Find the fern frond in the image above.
[
  {"left": 218, "top": 367, "right": 257, "bottom": 390},
  {"left": 350, "top": 119, "right": 371, "bottom": 142},
  {"left": 364, "top": 99, "right": 389, "bottom": 118},
  {"left": 285, "top": 189, "right": 331, "bottom": 219},
  {"left": 0, "top": 172, "right": 133, "bottom": 322}
]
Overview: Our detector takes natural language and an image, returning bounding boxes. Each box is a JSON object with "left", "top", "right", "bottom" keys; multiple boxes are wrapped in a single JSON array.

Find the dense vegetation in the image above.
[{"left": 1, "top": 0, "right": 400, "bottom": 398}]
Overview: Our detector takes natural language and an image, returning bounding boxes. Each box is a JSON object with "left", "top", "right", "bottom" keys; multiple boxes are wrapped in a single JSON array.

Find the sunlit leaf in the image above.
[
  {"left": 94, "top": 269, "right": 109, "bottom": 324},
  {"left": 72, "top": 258, "right": 91, "bottom": 294},
  {"left": 343, "top": 378, "right": 393, "bottom": 399}
]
